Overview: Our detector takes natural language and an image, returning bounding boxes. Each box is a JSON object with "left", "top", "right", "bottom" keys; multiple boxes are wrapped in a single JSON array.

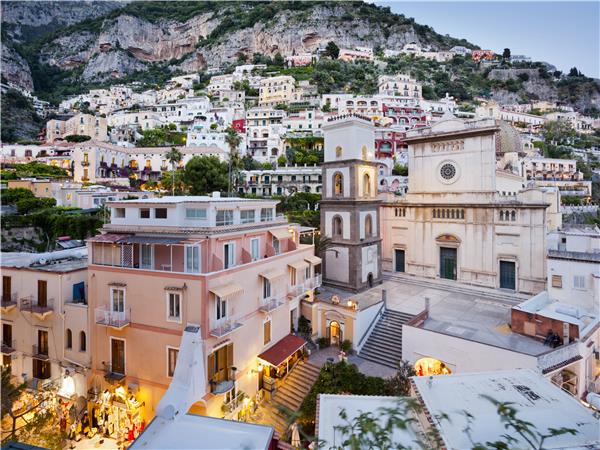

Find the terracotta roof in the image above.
[
  {"left": 87, "top": 233, "right": 129, "bottom": 243},
  {"left": 257, "top": 334, "right": 306, "bottom": 367}
]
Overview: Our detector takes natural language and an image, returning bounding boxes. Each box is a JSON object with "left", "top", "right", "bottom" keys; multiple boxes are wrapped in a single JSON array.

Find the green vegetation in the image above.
[
  {"left": 182, "top": 156, "right": 229, "bottom": 195},
  {"left": 1, "top": 88, "right": 43, "bottom": 142},
  {"left": 64, "top": 134, "right": 91, "bottom": 142},
  {"left": 298, "top": 361, "right": 415, "bottom": 434},
  {"left": 137, "top": 126, "right": 187, "bottom": 147},
  {"left": 392, "top": 164, "right": 408, "bottom": 176},
  {"left": 1, "top": 163, "right": 69, "bottom": 181}
]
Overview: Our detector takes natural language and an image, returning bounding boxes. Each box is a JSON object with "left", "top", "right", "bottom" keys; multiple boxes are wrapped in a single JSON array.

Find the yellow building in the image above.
[{"left": 258, "top": 76, "right": 297, "bottom": 106}]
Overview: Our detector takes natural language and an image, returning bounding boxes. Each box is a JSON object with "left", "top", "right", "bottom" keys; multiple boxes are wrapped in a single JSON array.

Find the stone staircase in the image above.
[
  {"left": 262, "top": 360, "right": 321, "bottom": 437},
  {"left": 358, "top": 309, "right": 414, "bottom": 369}
]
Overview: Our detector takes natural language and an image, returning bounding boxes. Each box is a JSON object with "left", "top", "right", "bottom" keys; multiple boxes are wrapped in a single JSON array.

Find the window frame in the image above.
[
  {"left": 166, "top": 346, "right": 179, "bottom": 378},
  {"left": 155, "top": 208, "right": 168, "bottom": 219},
  {"left": 263, "top": 319, "right": 272, "bottom": 346},
  {"left": 185, "top": 208, "right": 207, "bottom": 220},
  {"left": 251, "top": 237, "right": 260, "bottom": 261},
  {"left": 216, "top": 296, "right": 227, "bottom": 321},
  {"left": 140, "top": 208, "right": 150, "bottom": 219},
  {"left": 111, "top": 288, "right": 125, "bottom": 312},
  {"left": 185, "top": 245, "right": 200, "bottom": 274},
  {"left": 166, "top": 291, "right": 182, "bottom": 323},
  {"left": 223, "top": 242, "right": 236, "bottom": 269}
]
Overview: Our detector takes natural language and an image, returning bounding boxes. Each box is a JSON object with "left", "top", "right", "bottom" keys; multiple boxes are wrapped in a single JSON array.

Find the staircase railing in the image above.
[{"left": 356, "top": 301, "right": 385, "bottom": 353}]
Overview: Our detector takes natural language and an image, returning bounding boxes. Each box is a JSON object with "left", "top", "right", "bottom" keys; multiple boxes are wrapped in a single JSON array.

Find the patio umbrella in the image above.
[{"left": 290, "top": 422, "right": 301, "bottom": 448}]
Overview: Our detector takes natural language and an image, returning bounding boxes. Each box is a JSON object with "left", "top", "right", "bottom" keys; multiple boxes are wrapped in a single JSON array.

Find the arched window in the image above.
[
  {"left": 363, "top": 173, "right": 371, "bottom": 197},
  {"left": 334, "top": 172, "right": 343, "bottom": 196},
  {"left": 511, "top": 211, "right": 516, "bottom": 221},
  {"left": 499, "top": 211, "right": 505, "bottom": 221},
  {"left": 335, "top": 146, "right": 343, "bottom": 158},
  {"left": 66, "top": 329, "right": 72, "bottom": 349},
  {"left": 333, "top": 216, "right": 343, "bottom": 237},
  {"left": 365, "top": 214, "right": 373, "bottom": 237},
  {"left": 80, "top": 331, "right": 86, "bottom": 352}
]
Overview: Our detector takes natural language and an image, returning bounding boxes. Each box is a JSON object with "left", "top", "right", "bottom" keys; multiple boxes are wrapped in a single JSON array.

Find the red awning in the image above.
[
  {"left": 87, "top": 234, "right": 129, "bottom": 243},
  {"left": 257, "top": 335, "right": 307, "bottom": 368}
]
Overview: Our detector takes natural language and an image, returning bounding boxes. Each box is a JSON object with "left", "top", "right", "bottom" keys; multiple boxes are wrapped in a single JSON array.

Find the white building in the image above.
[
  {"left": 377, "top": 74, "right": 422, "bottom": 101},
  {"left": 240, "top": 165, "right": 322, "bottom": 196},
  {"left": 282, "top": 108, "right": 324, "bottom": 136},
  {"left": 245, "top": 107, "right": 286, "bottom": 162},
  {"left": 412, "top": 370, "right": 600, "bottom": 450}
]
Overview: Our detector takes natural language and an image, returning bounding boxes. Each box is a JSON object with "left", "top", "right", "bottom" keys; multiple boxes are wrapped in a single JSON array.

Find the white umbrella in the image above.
[{"left": 290, "top": 422, "right": 301, "bottom": 448}]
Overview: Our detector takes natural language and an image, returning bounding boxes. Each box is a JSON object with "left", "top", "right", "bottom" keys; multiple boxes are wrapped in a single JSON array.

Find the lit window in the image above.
[
  {"left": 167, "top": 347, "right": 178, "bottom": 377},
  {"left": 263, "top": 319, "right": 271, "bottom": 345},
  {"left": 167, "top": 292, "right": 181, "bottom": 322}
]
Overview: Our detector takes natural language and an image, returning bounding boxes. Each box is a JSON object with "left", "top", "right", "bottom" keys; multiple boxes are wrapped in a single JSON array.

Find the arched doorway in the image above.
[
  {"left": 414, "top": 357, "right": 452, "bottom": 376},
  {"left": 188, "top": 401, "right": 207, "bottom": 416},
  {"left": 367, "top": 273, "right": 374, "bottom": 288},
  {"left": 329, "top": 321, "right": 342, "bottom": 346}
]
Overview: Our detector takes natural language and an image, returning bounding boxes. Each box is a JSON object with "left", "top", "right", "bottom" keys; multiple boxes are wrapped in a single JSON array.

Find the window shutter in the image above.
[
  {"left": 207, "top": 352, "right": 215, "bottom": 381},
  {"left": 227, "top": 343, "right": 233, "bottom": 368}
]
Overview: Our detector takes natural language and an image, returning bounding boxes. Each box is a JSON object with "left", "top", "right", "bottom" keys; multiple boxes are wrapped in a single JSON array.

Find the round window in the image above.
[{"left": 440, "top": 163, "right": 456, "bottom": 180}]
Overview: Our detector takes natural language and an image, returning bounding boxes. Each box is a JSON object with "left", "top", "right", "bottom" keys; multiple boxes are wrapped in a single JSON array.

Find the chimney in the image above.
[{"left": 212, "top": 191, "right": 220, "bottom": 198}]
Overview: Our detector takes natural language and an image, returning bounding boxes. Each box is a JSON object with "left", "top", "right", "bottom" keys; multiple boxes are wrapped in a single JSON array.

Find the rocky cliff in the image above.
[{"left": 1, "top": 42, "right": 34, "bottom": 91}]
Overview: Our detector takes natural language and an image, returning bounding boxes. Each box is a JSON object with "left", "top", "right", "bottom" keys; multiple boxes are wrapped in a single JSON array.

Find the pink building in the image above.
[{"left": 87, "top": 194, "right": 321, "bottom": 424}]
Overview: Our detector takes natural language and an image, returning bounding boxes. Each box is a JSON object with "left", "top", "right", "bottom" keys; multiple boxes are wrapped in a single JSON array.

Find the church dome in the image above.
[{"left": 495, "top": 120, "right": 522, "bottom": 154}]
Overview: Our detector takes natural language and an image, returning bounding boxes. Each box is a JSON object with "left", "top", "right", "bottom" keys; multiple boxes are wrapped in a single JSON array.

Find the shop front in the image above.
[
  {"left": 257, "top": 334, "right": 307, "bottom": 398},
  {"left": 414, "top": 357, "right": 453, "bottom": 376},
  {"left": 87, "top": 378, "right": 145, "bottom": 445}
]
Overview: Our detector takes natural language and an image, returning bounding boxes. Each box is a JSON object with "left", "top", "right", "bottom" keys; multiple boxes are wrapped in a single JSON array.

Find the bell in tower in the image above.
[{"left": 319, "top": 114, "right": 382, "bottom": 292}]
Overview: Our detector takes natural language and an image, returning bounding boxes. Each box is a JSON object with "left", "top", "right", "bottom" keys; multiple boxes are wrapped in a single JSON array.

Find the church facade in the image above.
[
  {"left": 320, "top": 115, "right": 382, "bottom": 292},
  {"left": 380, "top": 117, "right": 548, "bottom": 295}
]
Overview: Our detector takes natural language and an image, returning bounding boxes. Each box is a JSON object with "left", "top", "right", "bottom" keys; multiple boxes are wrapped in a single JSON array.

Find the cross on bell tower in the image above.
[{"left": 320, "top": 114, "right": 382, "bottom": 292}]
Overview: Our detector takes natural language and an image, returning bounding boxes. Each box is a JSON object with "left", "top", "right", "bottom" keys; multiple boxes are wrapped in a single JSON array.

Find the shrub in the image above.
[
  {"left": 340, "top": 339, "right": 352, "bottom": 353},
  {"left": 64, "top": 134, "right": 91, "bottom": 143},
  {"left": 1, "top": 188, "right": 35, "bottom": 205},
  {"left": 317, "top": 337, "right": 330, "bottom": 349}
]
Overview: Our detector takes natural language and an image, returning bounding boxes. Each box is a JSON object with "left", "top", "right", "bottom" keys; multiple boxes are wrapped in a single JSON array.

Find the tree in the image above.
[
  {"left": 277, "top": 155, "right": 287, "bottom": 166},
  {"left": 392, "top": 164, "right": 408, "bottom": 176},
  {"left": 541, "top": 119, "right": 576, "bottom": 146},
  {"left": 64, "top": 134, "right": 91, "bottom": 143},
  {"left": 1, "top": 188, "right": 35, "bottom": 205},
  {"left": 502, "top": 48, "right": 511, "bottom": 61},
  {"left": 182, "top": 156, "right": 229, "bottom": 195},
  {"left": 225, "top": 126, "right": 243, "bottom": 195},
  {"left": 165, "top": 147, "right": 183, "bottom": 196},
  {"left": 568, "top": 67, "right": 582, "bottom": 77},
  {"left": 384, "top": 360, "right": 415, "bottom": 396},
  {"left": 272, "top": 52, "right": 285, "bottom": 67},
  {"left": 160, "top": 170, "right": 186, "bottom": 196},
  {"left": 324, "top": 41, "right": 340, "bottom": 59}
]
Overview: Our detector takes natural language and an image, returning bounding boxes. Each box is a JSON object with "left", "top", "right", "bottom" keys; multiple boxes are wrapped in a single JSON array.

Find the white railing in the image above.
[
  {"left": 537, "top": 341, "right": 580, "bottom": 372},
  {"left": 95, "top": 306, "right": 131, "bottom": 328},
  {"left": 209, "top": 318, "right": 243, "bottom": 338},
  {"left": 259, "top": 296, "right": 284, "bottom": 312}
]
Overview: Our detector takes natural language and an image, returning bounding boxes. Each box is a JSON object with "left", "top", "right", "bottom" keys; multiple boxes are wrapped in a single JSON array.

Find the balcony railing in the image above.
[
  {"left": 81, "top": 161, "right": 90, "bottom": 166},
  {"left": 95, "top": 306, "right": 131, "bottom": 329},
  {"left": 537, "top": 341, "right": 580, "bottom": 373},
  {"left": 20, "top": 297, "right": 54, "bottom": 315},
  {"left": 1, "top": 340, "right": 15, "bottom": 354},
  {"left": 305, "top": 274, "right": 322, "bottom": 289},
  {"left": 210, "top": 367, "right": 236, "bottom": 394},
  {"left": 259, "top": 296, "right": 284, "bottom": 313},
  {"left": 103, "top": 363, "right": 126, "bottom": 381},
  {"left": 289, "top": 283, "right": 307, "bottom": 297},
  {"left": 32, "top": 345, "right": 49, "bottom": 360},
  {"left": 1, "top": 293, "right": 18, "bottom": 308},
  {"left": 209, "top": 318, "right": 243, "bottom": 338}
]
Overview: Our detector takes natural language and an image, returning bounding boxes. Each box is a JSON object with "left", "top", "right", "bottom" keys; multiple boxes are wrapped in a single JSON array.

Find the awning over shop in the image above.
[
  {"left": 87, "top": 233, "right": 129, "bottom": 243},
  {"left": 270, "top": 228, "right": 291, "bottom": 240},
  {"left": 288, "top": 260, "right": 309, "bottom": 271},
  {"left": 304, "top": 255, "right": 322, "bottom": 265},
  {"left": 260, "top": 269, "right": 285, "bottom": 281},
  {"left": 209, "top": 283, "right": 243, "bottom": 299},
  {"left": 257, "top": 334, "right": 307, "bottom": 368},
  {"left": 117, "top": 236, "right": 184, "bottom": 245}
]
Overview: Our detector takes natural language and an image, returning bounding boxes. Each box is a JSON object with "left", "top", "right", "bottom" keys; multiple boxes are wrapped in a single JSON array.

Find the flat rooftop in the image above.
[
  {"left": 1, "top": 248, "right": 88, "bottom": 272},
  {"left": 353, "top": 276, "right": 548, "bottom": 356},
  {"left": 318, "top": 394, "right": 421, "bottom": 448},
  {"left": 107, "top": 195, "right": 277, "bottom": 204},
  {"left": 130, "top": 414, "right": 273, "bottom": 450},
  {"left": 413, "top": 369, "right": 600, "bottom": 449}
]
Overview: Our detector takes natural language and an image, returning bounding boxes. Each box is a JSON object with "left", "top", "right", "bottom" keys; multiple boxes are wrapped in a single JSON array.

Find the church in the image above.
[
  {"left": 319, "top": 114, "right": 549, "bottom": 295},
  {"left": 380, "top": 116, "right": 548, "bottom": 294}
]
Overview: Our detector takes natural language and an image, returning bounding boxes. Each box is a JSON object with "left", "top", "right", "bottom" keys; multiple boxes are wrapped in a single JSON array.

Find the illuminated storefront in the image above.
[{"left": 414, "top": 357, "right": 452, "bottom": 376}]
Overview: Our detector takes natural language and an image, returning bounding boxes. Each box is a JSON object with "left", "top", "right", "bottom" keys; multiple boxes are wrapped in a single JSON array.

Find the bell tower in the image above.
[{"left": 320, "top": 115, "right": 382, "bottom": 292}]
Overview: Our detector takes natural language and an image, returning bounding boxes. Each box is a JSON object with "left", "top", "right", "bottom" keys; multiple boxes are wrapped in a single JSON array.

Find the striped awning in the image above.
[
  {"left": 304, "top": 255, "right": 322, "bottom": 265},
  {"left": 209, "top": 283, "right": 243, "bottom": 299},
  {"left": 260, "top": 269, "right": 285, "bottom": 281}
]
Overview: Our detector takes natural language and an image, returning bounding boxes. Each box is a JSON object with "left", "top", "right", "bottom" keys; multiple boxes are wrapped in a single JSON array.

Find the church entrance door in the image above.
[
  {"left": 439, "top": 247, "right": 457, "bottom": 280},
  {"left": 394, "top": 249, "right": 405, "bottom": 272},
  {"left": 499, "top": 261, "right": 516, "bottom": 290}
]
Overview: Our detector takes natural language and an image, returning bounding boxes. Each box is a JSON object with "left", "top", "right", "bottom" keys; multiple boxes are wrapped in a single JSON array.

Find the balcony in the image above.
[
  {"left": 32, "top": 345, "right": 49, "bottom": 360},
  {"left": 1, "top": 293, "right": 18, "bottom": 311},
  {"left": 305, "top": 274, "right": 322, "bottom": 289},
  {"left": 259, "top": 296, "right": 284, "bottom": 313},
  {"left": 81, "top": 160, "right": 90, "bottom": 167},
  {"left": 1, "top": 340, "right": 15, "bottom": 354},
  {"left": 209, "top": 318, "right": 243, "bottom": 338},
  {"left": 103, "top": 363, "right": 126, "bottom": 382},
  {"left": 210, "top": 367, "right": 237, "bottom": 394},
  {"left": 95, "top": 306, "right": 131, "bottom": 329},
  {"left": 20, "top": 297, "right": 54, "bottom": 318},
  {"left": 289, "top": 283, "right": 307, "bottom": 297}
]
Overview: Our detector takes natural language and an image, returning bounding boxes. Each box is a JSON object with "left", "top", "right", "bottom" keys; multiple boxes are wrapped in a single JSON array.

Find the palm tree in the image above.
[
  {"left": 225, "top": 127, "right": 243, "bottom": 195},
  {"left": 166, "top": 147, "right": 183, "bottom": 196}
]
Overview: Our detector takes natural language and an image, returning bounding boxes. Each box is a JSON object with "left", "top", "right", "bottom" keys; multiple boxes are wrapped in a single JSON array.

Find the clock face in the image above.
[{"left": 440, "top": 163, "right": 457, "bottom": 180}]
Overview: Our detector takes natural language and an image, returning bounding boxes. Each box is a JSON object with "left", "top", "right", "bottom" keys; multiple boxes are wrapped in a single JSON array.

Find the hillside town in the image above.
[{"left": 1, "top": 6, "right": 600, "bottom": 450}]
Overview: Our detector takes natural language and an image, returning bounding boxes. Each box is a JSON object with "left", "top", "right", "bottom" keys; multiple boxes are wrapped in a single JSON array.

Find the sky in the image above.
[{"left": 376, "top": 1, "right": 600, "bottom": 78}]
